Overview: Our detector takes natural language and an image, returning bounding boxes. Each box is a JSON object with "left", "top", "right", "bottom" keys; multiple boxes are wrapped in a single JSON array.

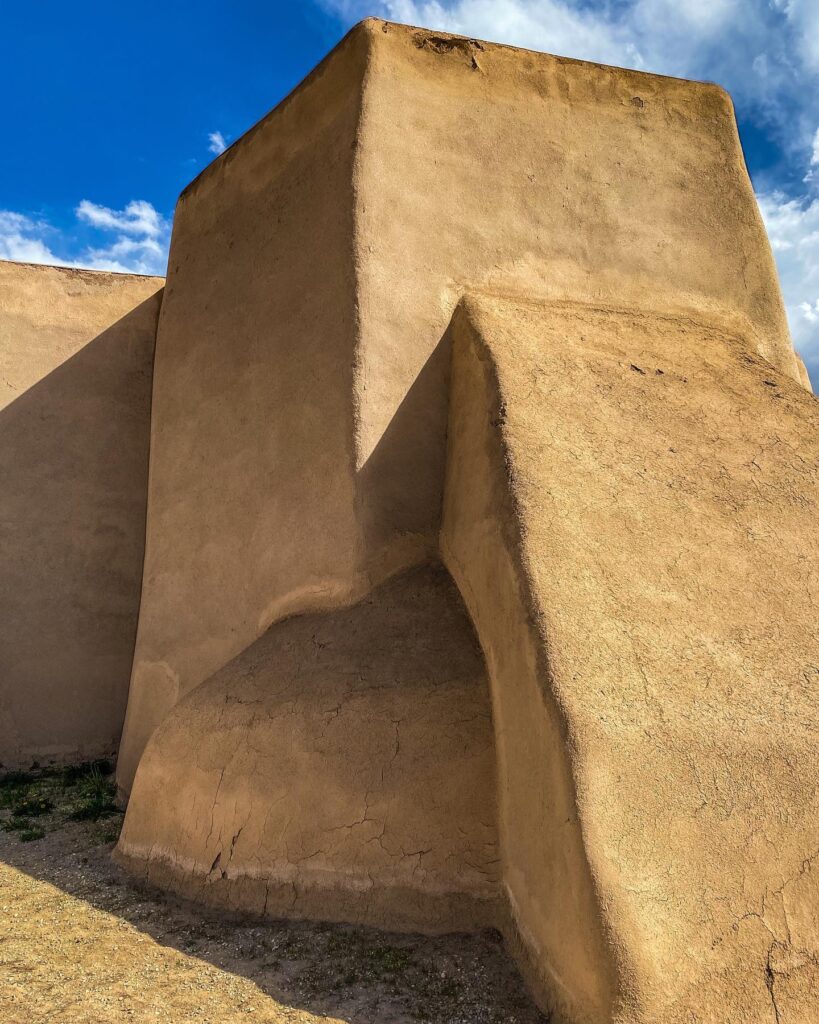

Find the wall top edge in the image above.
[
  {"left": 0, "top": 258, "right": 165, "bottom": 283},
  {"left": 178, "top": 17, "right": 732, "bottom": 208}
]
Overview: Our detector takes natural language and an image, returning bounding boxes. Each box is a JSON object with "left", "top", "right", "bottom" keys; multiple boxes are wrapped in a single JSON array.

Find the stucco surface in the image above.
[
  {"left": 117, "top": 18, "right": 806, "bottom": 793},
  {"left": 441, "top": 295, "right": 819, "bottom": 1023},
  {"left": 115, "top": 26, "right": 369, "bottom": 791},
  {"left": 106, "top": 20, "right": 819, "bottom": 1022},
  {"left": 0, "top": 260, "right": 162, "bottom": 767},
  {"left": 116, "top": 565, "right": 499, "bottom": 932}
]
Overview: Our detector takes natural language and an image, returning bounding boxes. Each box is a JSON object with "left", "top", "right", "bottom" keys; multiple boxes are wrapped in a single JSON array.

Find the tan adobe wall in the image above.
[
  {"left": 0, "top": 260, "right": 162, "bottom": 768},
  {"left": 118, "top": 18, "right": 806, "bottom": 793}
]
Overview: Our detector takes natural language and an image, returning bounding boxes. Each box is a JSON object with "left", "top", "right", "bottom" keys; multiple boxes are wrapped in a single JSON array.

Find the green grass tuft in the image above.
[
  {"left": 1, "top": 816, "right": 33, "bottom": 832},
  {"left": 66, "top": 765, "right": 120, "bottom": 822},
  {"left": 11, "top": 794, "right": 54, "bottom": 817},
  {"left": 19, "top": 826, "right": 46, "bottom": 842}
]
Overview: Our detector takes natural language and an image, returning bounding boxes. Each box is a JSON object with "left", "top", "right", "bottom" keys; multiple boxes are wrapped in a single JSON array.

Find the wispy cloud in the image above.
[
  {"left": 0, "top": 200, "right": 169, "bottom": 276},
  {"left": 74, "top": 199, "right": 170, "bottom": 274},
  {"left": 77, "top": 199, "right": 165, "bottom": 239},
  {"left": 208, "top": 130, "right": 228, "bottom": 155}
]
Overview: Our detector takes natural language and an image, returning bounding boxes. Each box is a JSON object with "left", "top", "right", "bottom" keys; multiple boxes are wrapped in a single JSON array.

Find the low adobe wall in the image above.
[
  {"left": 0, "top": 260, "right": 162, "bottom": 768},
  {"left": 116, "top": 564, "right": 500, "bottom": 934}
]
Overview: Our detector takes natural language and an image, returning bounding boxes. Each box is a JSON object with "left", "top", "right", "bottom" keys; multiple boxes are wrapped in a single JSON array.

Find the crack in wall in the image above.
[{"left": 765, "top": 944, "right": 782, "bottom": 1024}]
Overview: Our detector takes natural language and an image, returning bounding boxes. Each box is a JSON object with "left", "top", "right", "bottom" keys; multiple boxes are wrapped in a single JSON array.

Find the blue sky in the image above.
[{"left": 2, "top": 1, "right": 817, "bottom": 384}]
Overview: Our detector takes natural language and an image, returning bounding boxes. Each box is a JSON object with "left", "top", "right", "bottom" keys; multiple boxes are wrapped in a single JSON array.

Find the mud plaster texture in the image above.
[
  {"left": 112, "top": 19, "right": 818, "bottom": 1024},
  {"left": 0, "top": 260, "right": 163, "bottom": 768},
  {"left": 116, "top": 565, "right": 500, "bottom": 933},
  {"left": 117, "top": 17, "right": 809, "bottom": 794},
  {"left": 0, "top": 17, "right": 815, "bottom": 1024},
  {"left": 441, "top": 295, "right": 819, "bottom": 1022}
]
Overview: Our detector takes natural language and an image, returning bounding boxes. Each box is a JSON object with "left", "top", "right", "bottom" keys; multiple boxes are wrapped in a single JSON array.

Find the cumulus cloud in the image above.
[
  {"left": 0, "top": 200, "right": 169, "bottom": 277},
  {"left": 775, "top": 0, "right": 819, "bottom": 74},
  {"left": 208, "top": 130, "right": 228, "bottom": 155}
]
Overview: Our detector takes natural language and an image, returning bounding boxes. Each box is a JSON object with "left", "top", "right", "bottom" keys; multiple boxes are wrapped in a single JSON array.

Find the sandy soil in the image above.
[{"left": 0, "top": 775, "right": 547, "bottom": 1024}]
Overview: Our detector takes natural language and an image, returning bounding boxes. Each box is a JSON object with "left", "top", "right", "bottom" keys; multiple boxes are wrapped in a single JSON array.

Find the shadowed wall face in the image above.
[{"left": 0, "top": 261, "right": 163, "bottom": 768}]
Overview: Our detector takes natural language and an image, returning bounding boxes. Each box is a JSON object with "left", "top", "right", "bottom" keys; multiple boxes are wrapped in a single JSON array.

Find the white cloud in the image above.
[
  {"left": 352, "top": 0, "right": 642, "bottom": 68},
  {"left": 0, "top": 201, "right": 169, "bottom": 277},
  {"left": 323, "top": 0, "right": 818, "bottom": 385},
  {"left": 76, "top": 199, "right": 165, "bottom": 238},
  {"left": 758, "top": 191, "right": 819, "bottom": 384},
  {"left": 775, "top": 0, "right": 819, "bottom": 73},
  {"left": 0, "top": 212, "right": 66, "bottom": 266},
  {"left": 76, "top": 199, "right": 169, "bottom": 275},
  {"left": 804, "top": 127, "right": 819, "bottom": 185},
  {"left": 208, "top": 130, "right": 227, "bottom": 155},
  {"left": 324, "top": 0, "right": 819, "bottom": 166}
]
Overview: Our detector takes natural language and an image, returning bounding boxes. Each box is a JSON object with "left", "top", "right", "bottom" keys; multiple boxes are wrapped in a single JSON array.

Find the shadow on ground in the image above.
[{"left": 0, "top": 766, "right": 548, "bottom": 1024}]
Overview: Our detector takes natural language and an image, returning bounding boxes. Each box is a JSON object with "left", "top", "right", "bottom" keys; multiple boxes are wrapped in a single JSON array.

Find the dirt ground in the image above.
[{"left": 0, "top": 766, "right": 548, "bottom": 1024}]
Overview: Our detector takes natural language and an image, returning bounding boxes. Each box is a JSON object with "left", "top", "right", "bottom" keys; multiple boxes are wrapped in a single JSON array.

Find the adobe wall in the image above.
[
  {"left": 104, "top": 21, "right": 819, "bottom": 1023},
  {"left": 441, "top": 294, "right": 819, "bottom": 1022},
  {"left": 118, "top": 19, "right": 806, "bottom": 792},
  {"left": 116, "top": 26, "right": 370, "bottom": 788},
  {"left": 354, "top": 20, "right": 803, "bottom": 558},
  {"left": 116, "top": 565, "right": 500, "bottom": 934},
  {"left": 0, "top": 260, "right": 162, "bottom": 768}
]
